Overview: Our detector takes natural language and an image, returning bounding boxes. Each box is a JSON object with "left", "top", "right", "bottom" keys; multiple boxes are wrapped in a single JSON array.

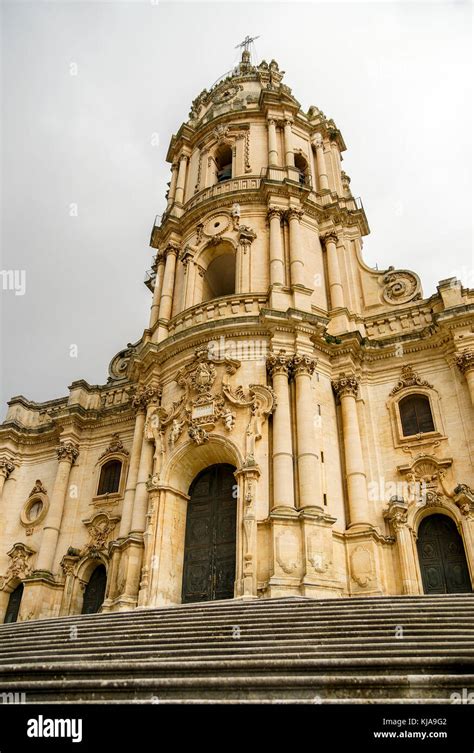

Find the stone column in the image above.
[
  {"left": 291, "top": 355, "right": 321, "bottom": 510},
  {"left": 314, "top": 137, "right": 329, "bottom": 192},
  {"left": 238, "top": 226, "right": 256, "bottom": 293},
  {"left": 166, "top": 162, "right": 179, "bottom": 209},
  {"left": 0, "top": 458, "right": 14, "bottom": 501},
  {"left": 332, "top": 374, "right": 371, "bottom": 528},
  {"left": 174, "top": 154, "right": 189, "bottom": 205},
  {"left": 267, "top": 351, "right": 295, "bottom": 510},
  {"left": 149, "top": 251, "right": 166, "bottom": 329},
  {"left": 287, "top": 208, "right": 305, "bottom": 287},
  {"left": 118, "top": 404, "right": 147, "bottom": 538},
  {"left": 157, "top": 244, "right": 179, "bottom": 323},
  {"left": 268, "top": 207, "right": 285, "bottom": 286},
  {"left": 384, "top": 500, "right": 420, "bottom": 594},
  {"left": 267, "top": 118, "right": 278, "bottom": 166},
  {"left": 35, "top": 441, "right": 79, "bottom": 574},
  {"left": 129, "top": 420, "right": 155, "bottom": 536},
  {"left": 323, "top": 231, "right": 345, "bottom": 309},
  {"left": 455, "top": 351, "right": 474, "bottom": 406},
  {"left": 283, "top": 118, "right": 294, "bottom": 167}
]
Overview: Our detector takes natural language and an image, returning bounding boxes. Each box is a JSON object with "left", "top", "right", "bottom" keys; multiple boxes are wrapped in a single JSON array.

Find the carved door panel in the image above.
[
  {"left": 81, "top": 565, "right": 107, "bottom": 614},
  {"left": 4, "top": 583, "right": 23, "bottom": 623},
  {"left": 417, "top": 515, "right": 471, "bottom": 594},
  {"left": 182, "top": 464, "right": 236, "bottom": 603}
]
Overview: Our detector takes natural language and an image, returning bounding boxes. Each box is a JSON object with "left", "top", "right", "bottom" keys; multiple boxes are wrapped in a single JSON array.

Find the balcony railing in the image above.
[
  {"left": 167, "top": 293, "right": 268, "bottom": 338},
  {"left": 261, "top": 165, "right": 313, "bottom": 189},
  {"left": 185, "top": 175, "right": 262, "bottom": 212}
]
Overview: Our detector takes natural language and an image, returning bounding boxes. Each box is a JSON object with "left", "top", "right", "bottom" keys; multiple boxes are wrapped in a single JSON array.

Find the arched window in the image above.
[
  {"left": 399, "top": 395, "right": 435, "bottom": 437},
  {"left": 4, "top": 583, "right": 23, "bottom": 623},
  {"left": 215, "top": 145, "right": 232, "bottom": 183},
  {"left": 202, "top": 252, "right": 236, "bottom": 301},
  {"left": 294, "top": 153, "right": 309, "bottom": 186},
  {"left": 97, "top": 459, "right": 122, "bottom": 495}
]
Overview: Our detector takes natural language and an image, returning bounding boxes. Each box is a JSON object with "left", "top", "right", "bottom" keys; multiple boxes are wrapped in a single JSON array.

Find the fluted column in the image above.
[
  {"left": 287, "top": 208, "right": 305, "bottom": 287},
  {"left": 267, "top": 118, "right": 278, "bottom": 166},
  {"left": 157, "top": 244, "right": 179, "bottom": 323},
  {"left": 291, "top": 355, "right": 321, "bottom": 509},
  {"left": 129, "top": 426, "right": 155, "bottom": 536},
  {"left": 332, "top": 374, "right": 371, "bottom": 528},
  {"left": 283, "top": 118, "right": 294, "bottom": 166},
  {"left": 267, "top": 351, "right": 295, "bottom": 510},
  {"left": 0, "top": 458, "right": 14, "bottom": 501},
  {"left": 149, "top": 251, "right": 166, "bottom": 328},
  {"left": 314, "top": 137, "right": 329, "bottom": 192},
  {"left": 174, "top": 154, "right": 189, "bottom": 205},
  {"left": 323, "top": 231, "right": 345, "bottom": 309},
  {"left": 455, "top": 351, "right": 474, "bottom": 406},
  {"left": 268, "top": 207, "right": 285, "bottom": 286},
  {"left": 166, "top": 162, "right": 179, "bottom": 209},
  {"left": 35, "top": 441, "right": 79, "bottom": 573},
  {"left": 118, "top": 405, "right": 147, "bottom": 538}
]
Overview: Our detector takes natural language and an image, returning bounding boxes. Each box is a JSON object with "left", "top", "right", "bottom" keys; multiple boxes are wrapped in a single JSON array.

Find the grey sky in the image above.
[{"left": 0, "top": 0, "right": 472, "bottom": 417}]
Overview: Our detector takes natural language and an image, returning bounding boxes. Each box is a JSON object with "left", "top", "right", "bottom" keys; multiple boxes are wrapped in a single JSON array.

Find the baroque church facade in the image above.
[{"left": 1, "top": 50, "right": 473, "bottom": 623}]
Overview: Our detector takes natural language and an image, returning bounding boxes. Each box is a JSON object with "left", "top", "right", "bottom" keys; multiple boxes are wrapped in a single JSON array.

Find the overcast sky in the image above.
[{"left": 0, "top": 0, "right": 472, "bottom": 416}]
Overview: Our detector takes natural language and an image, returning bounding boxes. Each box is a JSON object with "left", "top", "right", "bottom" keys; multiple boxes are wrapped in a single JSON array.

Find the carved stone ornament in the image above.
[
  {"left": 390, "top": 365, "right": 433, "bottom": 396},
  {"left": 81, "top": 512, "right": 119, "bottom": 558},
  {"left": 455, "top": 351, "right": 474, "bottom": 375},
  {"left": 275, "top": 528, "right": 299, "bottom": 575},
  {"left": 0, "top": 542, "right": 35, "bottom": 590},
  {"left": 155, "top": 349, "right": 275, "bottom": 456},
  {"left": 291, "top": 354, "right": 317, "bottom": 377},
  {"left": 331, "top": 372, "right": 359, "bottom": 398},
  {"left": 99, "top": 433, "right": 129, "bottom": 460},
  {"left": 0, "top": 457, "right": 14, "bottom": 479},
  {"left": 29, "top": 479, "right": 47, "bottom": 496},
  {"left": 383, "top": 498, "right": 409, "bottom": 533},
  {"left": 381, "top": 267, "right": 421, "bottom": 305},
  {"left": 132, "top": 384, "right": 162, "bottom": 412},
  {"left": 454, "top": 483, "right": 474, "bottom": 518},
  {"left": 56, "top": 441, "right": 79, "bottom": 463},
  {"left": 108, "top": 346, "right": 134, "bottom": 381},
  {"left": 350, "top": 545, "right": 374, "bottom": 588},
  {"left": 266, "top": 349, "right": 292, "bottom": 377}
]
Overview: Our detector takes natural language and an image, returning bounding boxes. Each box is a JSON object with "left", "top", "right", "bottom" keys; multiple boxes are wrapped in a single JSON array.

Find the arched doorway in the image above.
[
  {"left": 4, "top": 583, "right": 23, "bottom": 623},
  {"left": 182, "top": 464, "right": 237, "bottom": 603},
  {"left": 417, "top": 514, "right": 472, "bottom": 594},
  {"left": 81, "top": 564, "right": 107, "bottom": 614}
]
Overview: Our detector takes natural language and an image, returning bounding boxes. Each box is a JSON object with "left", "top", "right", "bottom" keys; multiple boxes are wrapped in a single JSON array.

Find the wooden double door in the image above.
[
  {"left": 182, "top": 464, "right": 237, "bottom": 603},
  {"left": 417, "top": 514, "right": 471, "bottom": 594}
]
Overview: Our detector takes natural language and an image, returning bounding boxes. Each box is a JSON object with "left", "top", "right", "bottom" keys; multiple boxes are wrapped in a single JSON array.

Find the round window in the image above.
[{"left": 27, "top": 499, "right": 43, "bottom": 522}]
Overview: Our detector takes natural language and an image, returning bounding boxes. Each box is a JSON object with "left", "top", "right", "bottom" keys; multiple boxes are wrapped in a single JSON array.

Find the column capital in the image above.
[
  {"left": 171, "top": 161, "right": 179, "bottom": 170},
  {"left": 266, "top": 349, "right": 292, "bottom": 377},
  {"left": 178, "top": 153, "right": 190, "bottom": 164},
  {"left": 165, "top": 242, "right": 180, "bottom": 257},
  {"left": 332, "top": 372, "right": 359, "bottom": 398},
  {"left": 267, "top": 206, "right": 284, "bottom": 221},
  {"left": 0, "top": 457, "right": 15, "bottom": 479},
  {"left": 284, "top": 117, "right": 293, "bottom": 127},
  {"left": 267, "top": 117, "right": 277, "bottom": 126},
  {"left": 286, "top": 207, "right": 304, "bottom": 223},
  {"left": 291, "top": 354, "right": 317, "bottom": 377},
  {"left": 56, "top": 441, "right": 79, "bottom": 464},
  {"left": 455, "top": 350, "right": 474, "bottom": 375},
  {"left": 384, "top": 498, "right": 409, "bottom": 532},
  {"left": 131, "top": 384, "right": 162, "bottom": 412},
  {"left": 323, "top": 231, "right": 338, "bottom": 246}
]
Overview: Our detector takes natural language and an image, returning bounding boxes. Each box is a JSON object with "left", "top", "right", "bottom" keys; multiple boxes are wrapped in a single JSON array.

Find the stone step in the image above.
[{"left": 1, "top": 595, "right": 472, "bottom": 702}]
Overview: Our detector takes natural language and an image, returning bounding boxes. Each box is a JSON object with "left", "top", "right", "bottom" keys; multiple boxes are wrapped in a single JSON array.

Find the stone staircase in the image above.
[{"left": 0, "top": 594, "right": 473, "bottom": 703}]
